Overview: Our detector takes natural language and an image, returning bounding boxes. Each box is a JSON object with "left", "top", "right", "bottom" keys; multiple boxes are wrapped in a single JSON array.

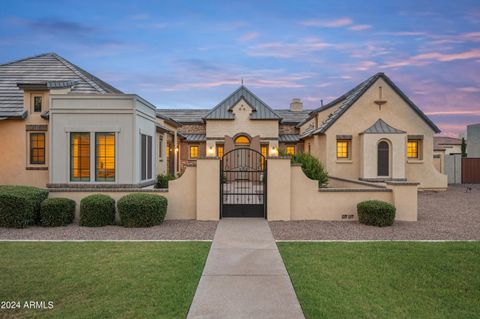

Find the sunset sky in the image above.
[{"left": 1, "top": 0, "right": 479, "bottom": 136}]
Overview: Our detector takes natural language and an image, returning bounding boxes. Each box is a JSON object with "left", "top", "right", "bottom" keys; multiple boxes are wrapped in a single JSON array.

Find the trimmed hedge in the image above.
[
  {"left": 80, "top": 194, "right": 116, "bottom": 227},
  {"left": 0, "top": 185, "right": 48, "bottom": 228},
  {"left": 155, "top": 174, "right": 176, "bottom": 189},
  {"left": 40, "top": 198, "right": 76, "bottom": 227},
  {"left": 357, "top": 200, "right": 396, "bottom": 227},
  {"left": 118, "top": 193, "right": 168, "bottom": 227}
]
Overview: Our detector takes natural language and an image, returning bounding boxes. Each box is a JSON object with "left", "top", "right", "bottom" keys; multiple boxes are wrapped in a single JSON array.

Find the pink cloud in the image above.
[
  {"left": 247, "top": 38, "right": 331, "bottom": 58},
  {"left": 239, "top": 32, "right": 260, "bottom": 42},
  {"left": 458, "top": 87, "right": 480, "bottom": 93},
  {"left": 355, "top": 61, "right": 377, "bottom": 71},
  {"left": 382, "top": 49, "right": 480, "bottom": 68},
  {"left": 426, "top": 110, "right": 480, "bottom": 116},
  {"left": 301, "top": 17, "right": 353, "bottom": 28},
  {"left": 349, "top": 24, "right": 371, "bottom": 31}
]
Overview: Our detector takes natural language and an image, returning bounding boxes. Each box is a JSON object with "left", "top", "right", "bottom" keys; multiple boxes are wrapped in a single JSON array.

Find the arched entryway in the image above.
[{"left": 377, "top": 140, "right": 390, "bottom": 177}]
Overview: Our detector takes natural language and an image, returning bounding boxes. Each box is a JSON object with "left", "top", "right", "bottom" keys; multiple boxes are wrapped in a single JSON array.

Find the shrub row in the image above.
[
  {"left": 357, "top": 200, "right": 396, "bottom": 227},
  {"left": 155, "top": 174, "right": 176, "bottom": 189},
  {"left": 290, "top": 153, "right": 328, "bottom": 187},
  {"left": 0, "top": 186, "right": 168, "bottom": 228},
  {"left": 0, "top": 186, "right": 48, "bottom": 228}
]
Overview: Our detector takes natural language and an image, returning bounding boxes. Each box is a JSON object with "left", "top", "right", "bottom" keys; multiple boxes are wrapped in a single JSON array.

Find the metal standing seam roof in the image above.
[
  {"left": 279, "top": 134, "right": 301, "bottom": 142},
  {"left": 303, "top": 72, "right": 441, "bottom": 136},
  {"left": 182, "top": 134, "right": 206, "bottom": 142},
  {"left": 363, "top": 119, "right": 406, "bottom": 134},
  {"left": 0, "top": 52, "right": 122, "bottom": 118},
  {"left": 203, "top": 85, "right": 281, "bottom": 120}
]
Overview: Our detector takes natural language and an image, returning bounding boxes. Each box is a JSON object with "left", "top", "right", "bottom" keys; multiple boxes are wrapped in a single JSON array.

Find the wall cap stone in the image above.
[
  {"left": 329, "top": 175, "right": 387, "bottom": 189},
  {"left": 319, "top": 188, "right": 392, "bottom": 193},
  {"left": 48, "top": 188, "right": 168, "bottom": 193},
  {"left": 385, "top": 181, "right": 420, "bottom": 186}
]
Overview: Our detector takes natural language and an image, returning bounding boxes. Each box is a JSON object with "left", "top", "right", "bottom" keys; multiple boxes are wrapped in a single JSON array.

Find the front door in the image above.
[{"left": 220, "top": 148, "right": 266, "bottom": 218}]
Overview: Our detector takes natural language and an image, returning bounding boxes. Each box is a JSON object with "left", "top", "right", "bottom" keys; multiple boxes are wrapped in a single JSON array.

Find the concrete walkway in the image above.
[{"left": 187, "top": 219, "right": 304, "bottom": 319}]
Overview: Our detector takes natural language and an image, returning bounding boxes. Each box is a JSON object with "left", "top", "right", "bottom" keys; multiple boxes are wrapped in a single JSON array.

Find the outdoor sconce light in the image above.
[
  {"left": 207, "top": 146, "right": 215, "bottom": 156},
  {"left": 270, "top": 147, "right": 278, "bottom": 157},
  {"left": 175, "top": 146, "right": 179, "bottom": 153}
]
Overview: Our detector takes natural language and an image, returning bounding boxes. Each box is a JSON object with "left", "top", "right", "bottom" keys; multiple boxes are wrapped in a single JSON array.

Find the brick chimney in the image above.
[{"left": 290, "top": 98, "right": 303, "bottom": 112}]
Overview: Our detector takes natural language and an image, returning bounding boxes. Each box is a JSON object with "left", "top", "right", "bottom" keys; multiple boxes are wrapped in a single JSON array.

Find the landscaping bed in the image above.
[
  {"left": 270, "top": 185, "right": 480, "bottom": 240},
  {"left": 278, "top": 241, "right": 480, "bottom": 319},
  {"left": 0, "top": 242, "right": 211, "bottom": 318},
  {"left": 0, "top": 220, "right": 218, "bottom": 240}
]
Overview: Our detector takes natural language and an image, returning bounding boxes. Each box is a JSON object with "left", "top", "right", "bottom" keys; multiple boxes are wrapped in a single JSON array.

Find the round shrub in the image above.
[
  {"left": 357, "top": 200, "right": 396, "bottom": 227},
  {"left": 118, "top": 193, "right": 168, "bottom": 227},
  {"left": 80, "top": 194, "right": 116, "bottom": 227},
  {"left": 0, "top": 185, "right": 48, "bottom": 225},
  {"left": 0, "top": 193, "right": 33, "bottom": 228},
  {"left": 40, "top": 198, "right": 76, "bottom": 227}
]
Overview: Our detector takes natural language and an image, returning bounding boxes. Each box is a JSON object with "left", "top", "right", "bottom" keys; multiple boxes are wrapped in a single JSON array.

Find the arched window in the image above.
[
  {"left": 235, "top": 135, "right": 250, "bottom": 145},
  {"left": 377, "top": 141, "right": 389, "bottom": 177}
]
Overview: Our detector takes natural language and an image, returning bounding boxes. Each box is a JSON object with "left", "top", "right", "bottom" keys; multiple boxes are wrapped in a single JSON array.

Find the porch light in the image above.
[
  {"left": 207, "top": 146, "right": 215, "bottom": 156},
  {"left": 270, "top": 147, "right": 278, "bottom": 157},
  {"left": 175, "top": 146, "right": 179, "bottom": 153}
]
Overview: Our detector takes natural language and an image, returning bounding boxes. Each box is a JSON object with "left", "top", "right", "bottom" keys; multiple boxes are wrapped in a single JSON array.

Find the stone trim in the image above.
[
  {"left": 26, "top": 124, "right": 48, "bottom": 131},
  {"left": 26, "top": 167, "right": 48, "bottom": 170},
  {"left": 319, "top": 188, "right": 392, "bottom": 193},
  {"left": 48, "top": 188, "right": 168, "bottom": 193},
  {"left": 408, "top": 135, "right": 424, "bottom": 140},
  {"left": 385, "top": 180, "right": 420, "bottom": 186},
  {"left": 47, "top": 180, "right": 155, "bottom": 189},
  {"left": 198, "top": 156, "right": 220, "bottom": 160},
  {"left": 359, "top": 177, "right": 407, "bottom": 182},
  {"left": 328, "top": 175, "right": 387, "bottom": 188},
  {"left": 336, "top": 135, "right": 352, "bottom": 140}
]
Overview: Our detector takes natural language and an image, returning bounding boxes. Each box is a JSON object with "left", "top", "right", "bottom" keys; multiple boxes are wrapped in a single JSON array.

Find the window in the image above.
[
  {"left": 286, "top": 145, "right": 295, "bottom": 156},
  {"left": 407, "top": 140, "right": 419, "bottom": 158},
  {"left": 308, "top": 143, "right": 311, "bottom": 154},
  {"left": 337, "top": 140, "right": 349, "bottom": 159},
  {"left": 70, "top": 133, "right": 90, "bottom": 181},
  {"left": 235, "top": 135, "right": 250, "bottom": 145},
  {"left": 95, "top": 133, "right": 115, "bottom": 182},
  {"left": 30, "top": 133, "right": 45, "bottom": 164},
  {"left": 190, "top": 145, "right": 199, "bottom": 159},
  {"left": 261, "top": 144, "right": 268, "bottom": 169},
  {"left": 158, "top": 136, "right": 163, "bottom": 159},
  {"left": 141, "top": 134, "right": 153, "bottom": 181},
  {"left": 33, "top": 96, "right": 42, "bottom": 112},
  {"left": 216, "top": 144, "right": 224, "bottom": 158}
]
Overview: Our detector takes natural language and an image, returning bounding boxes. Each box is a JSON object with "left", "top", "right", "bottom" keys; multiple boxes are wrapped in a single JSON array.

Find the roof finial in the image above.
[{"left": 241, "top": 77, "right": 244, "bottom": 85}]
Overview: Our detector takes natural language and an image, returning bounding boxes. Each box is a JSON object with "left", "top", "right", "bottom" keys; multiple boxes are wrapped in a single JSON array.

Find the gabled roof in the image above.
[
  {"left": 275, "top": 109, "right": 312, "bottom": 124},
  {"left": 304, "top": 73, "right": 441, "bottom": 136},
  {"left": 203, "top": 85, "right": 281, "bottom": 120},
  {"left": 363, "top": 119, "right": 406, "bottom": 134},
  {"left": 0, "top": 52, "right": 122, "bottom": 118},
  {"left": 434, "top": 136, "right": 462, "bottom": 149}
]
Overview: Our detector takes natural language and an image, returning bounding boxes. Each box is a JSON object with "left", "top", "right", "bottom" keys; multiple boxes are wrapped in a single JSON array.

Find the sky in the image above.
[{"left": 1, "top": 0, "right": 479, "bottom": 137}]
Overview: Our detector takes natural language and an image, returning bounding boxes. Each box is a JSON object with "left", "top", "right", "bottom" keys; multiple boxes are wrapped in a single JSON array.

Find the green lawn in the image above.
[
  {"left": 278, "top": 242, "right": 480, "bottom": 319},
  {"left": 0, "top": 242, "right": 211, "bottom": 319}
]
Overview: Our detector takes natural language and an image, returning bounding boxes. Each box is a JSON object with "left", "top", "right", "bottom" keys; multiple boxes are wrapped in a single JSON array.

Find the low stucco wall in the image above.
[
  {"left": 49, "top": 165, "right": 197, "bottom": 221},
  {"left": 267, "top": 159, "right": 418, "bottom": 221}
]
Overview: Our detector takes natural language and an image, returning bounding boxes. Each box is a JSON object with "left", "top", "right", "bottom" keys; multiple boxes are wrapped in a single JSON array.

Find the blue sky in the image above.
[{"left": 1, "top": 0, "right": 479, "bottom": 136}]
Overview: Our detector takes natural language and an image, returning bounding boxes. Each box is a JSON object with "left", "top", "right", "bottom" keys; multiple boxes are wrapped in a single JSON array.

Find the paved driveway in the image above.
[{"left": 270, "top": 185, "right": 480, "bottom": 240}]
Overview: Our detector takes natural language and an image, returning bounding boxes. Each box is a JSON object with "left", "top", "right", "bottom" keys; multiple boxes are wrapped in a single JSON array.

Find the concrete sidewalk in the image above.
[{"left": 187, "top": 219, "right": 304, "bottom": 319}]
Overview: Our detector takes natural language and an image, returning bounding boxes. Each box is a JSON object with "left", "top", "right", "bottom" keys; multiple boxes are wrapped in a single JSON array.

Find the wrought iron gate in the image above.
[{"left": 220, "top": 148, "right": 266, "bottom": 218}]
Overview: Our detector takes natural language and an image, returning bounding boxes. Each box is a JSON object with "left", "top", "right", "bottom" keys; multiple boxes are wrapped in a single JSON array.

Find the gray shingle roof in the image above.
[
  {"left": 275, "top": 109, "right": 312, "bottom": 124},
  {"left": 279, "top": 134, "right": 300, "bottom": 142},
  {"left": 363, "top": 119, "right": 406, "bottom": 134},
  {"left": 156, "top": 109, "right": 209, "bottom": 123},
  {"left": 0, "top": 53, "right": 122, "bottom": 118},
  {"left": 204, "top": 85, "right": 281, "bottom": 120},
  {"left": 305, "top": 73, "right": 441, "bottom": 136}
]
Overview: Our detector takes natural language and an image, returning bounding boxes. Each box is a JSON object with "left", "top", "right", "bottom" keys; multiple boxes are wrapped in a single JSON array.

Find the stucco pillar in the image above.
[
  {"left": 196, "top": 158, "right": 220, "bottom": 220},
  {"left": 267, "top": 157, "right": 291, "bottom": 220},
  {"left": 386, "top": 181, "right": 419, "bottom": 221}
]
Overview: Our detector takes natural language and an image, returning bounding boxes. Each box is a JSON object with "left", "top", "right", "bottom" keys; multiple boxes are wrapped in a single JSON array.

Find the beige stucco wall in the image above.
[
  {"left": 0, "top": 119, "right": 49, "bottom": 187},
  {"left": 267, "top": 158, "right": 291, "bottom": 220},
  {"left": 307, "top": 77, "right": 446, "bottom": 189},
  {"left": 206, "top": 98, "right": 279, "bottom": 139},
  {"left": 266, "top": 161, "right": 417, "bottom": 221},
  {"left": 196, "top": 158, "right": 220, "bottom": 220},
  {"left": 433, "top": 150, "right": 445, "bottom": 173},
  {"left": 49, "top": 165, "right": 197, "bottom": 221},
  {"left": 361, "top": 133, "right": 406, "bottom": 179},
  {"left": 0, "top": 90, "right": 53, "bottom": 187}
]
